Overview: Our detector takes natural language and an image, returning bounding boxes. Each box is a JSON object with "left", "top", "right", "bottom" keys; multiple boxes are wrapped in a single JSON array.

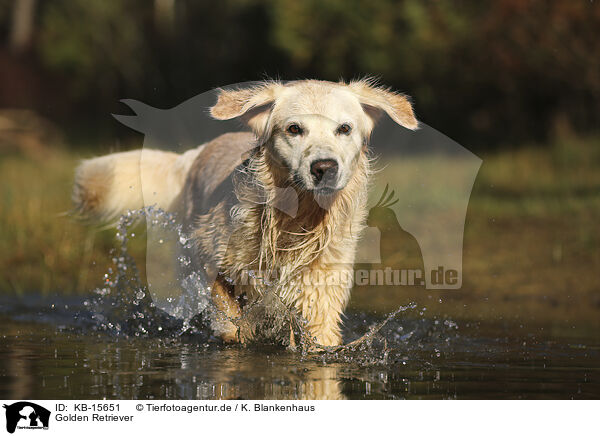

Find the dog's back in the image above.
[
  {"left": 72, "top": 132, "right": 255, "bottom": 221},
  {"left": 179, "top": 131, "right": 256, "bottom": 225}
]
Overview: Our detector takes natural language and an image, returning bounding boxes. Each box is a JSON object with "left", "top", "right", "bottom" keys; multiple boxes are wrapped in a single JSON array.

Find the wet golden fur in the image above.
[{"left": 72, "top": 79, "right": 418, "bottom": 347}]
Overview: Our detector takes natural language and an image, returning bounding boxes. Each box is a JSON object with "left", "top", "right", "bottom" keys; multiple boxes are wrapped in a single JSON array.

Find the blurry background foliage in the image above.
[
  {"left": 0, "top": 0, "right": 598, "bottom": 148},
  {"left": 0, "top": 0, "right": 599, "bottom": 319}
]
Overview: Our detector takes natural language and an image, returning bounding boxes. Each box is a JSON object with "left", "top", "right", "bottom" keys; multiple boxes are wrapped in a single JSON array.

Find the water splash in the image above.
[
  {"left": 86, "top": 207, "right": 458, "bottom": 360},
  {"left": 87, "top": 207, "right": 185, "bottom": 337}
]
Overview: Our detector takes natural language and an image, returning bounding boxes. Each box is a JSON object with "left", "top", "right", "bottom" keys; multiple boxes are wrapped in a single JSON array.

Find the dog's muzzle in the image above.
[{"left": 310, "top": 159, "right": 339, "bottom": 192}]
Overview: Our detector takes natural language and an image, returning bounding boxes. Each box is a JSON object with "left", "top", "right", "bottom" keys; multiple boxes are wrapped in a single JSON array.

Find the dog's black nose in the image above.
[{"left": 310, "top": 159, "right": 338, "bottom": 184}]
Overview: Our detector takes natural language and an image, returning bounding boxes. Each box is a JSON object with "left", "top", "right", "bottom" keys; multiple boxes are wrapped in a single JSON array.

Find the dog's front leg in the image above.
[
  {"left": 210, "top": 276, "right": 242, "bottom": 343},
  {"left": 294, "top": 268, "right": 353, "bottom": 348},
  {"left": 300, "top": 285, "right": 348, "bottom": 347}
]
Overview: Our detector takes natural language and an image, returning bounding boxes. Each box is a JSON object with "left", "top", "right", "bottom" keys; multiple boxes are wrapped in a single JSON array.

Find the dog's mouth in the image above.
[
  {"left": 291, "top": 173, "right": 341, "bottom": 197},
  {"left": 312, "top": 186, "right": 338, "bottom": 196}
]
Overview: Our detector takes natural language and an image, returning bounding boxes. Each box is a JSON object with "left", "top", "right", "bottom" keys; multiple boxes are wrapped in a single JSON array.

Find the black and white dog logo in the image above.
[{"left": 3, "top": 402, "right": 50, "bottom": 434}]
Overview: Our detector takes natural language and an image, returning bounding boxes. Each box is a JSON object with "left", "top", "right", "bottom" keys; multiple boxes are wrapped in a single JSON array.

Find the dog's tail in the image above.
[{"left": 72, "top": 147, "right": 201, "bottom": 222}]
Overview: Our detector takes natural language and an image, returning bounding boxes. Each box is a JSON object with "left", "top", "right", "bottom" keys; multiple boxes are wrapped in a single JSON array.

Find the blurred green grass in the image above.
[
  {"left": 0, "top": 150, "right": 147, "bottom": 295},
  {"left": 1, "top": 136, "right": 599, "bottom": 330},
  {"left": 358, "top": 135, "right": 600, "bottom": 328}
]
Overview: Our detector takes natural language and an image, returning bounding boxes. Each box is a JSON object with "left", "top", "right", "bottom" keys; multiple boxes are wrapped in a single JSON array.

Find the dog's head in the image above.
[{"left": 210, "top": 79, "right": 418, "bottom": 195}]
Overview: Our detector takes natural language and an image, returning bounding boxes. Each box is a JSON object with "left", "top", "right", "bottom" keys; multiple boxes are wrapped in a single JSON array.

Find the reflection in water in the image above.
[
  {"left": 1, "top": 324, "right": 35, "bottom": 399},
  {"left": 0, "top": 322, "right": 348, "bottom": 399},
  {"left": 0, "top": 308, "right": 599, "bottom": 400}
]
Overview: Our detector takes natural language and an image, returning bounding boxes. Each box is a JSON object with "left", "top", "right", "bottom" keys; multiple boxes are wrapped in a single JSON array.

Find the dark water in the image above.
[{"left": 1, "top": 295, "right": 599, "bottom": 400}]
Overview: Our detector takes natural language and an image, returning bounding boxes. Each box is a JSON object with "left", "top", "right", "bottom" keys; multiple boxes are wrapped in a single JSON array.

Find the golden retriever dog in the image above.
[{"left": 73, "top": 79, "right": 417, "bottom": 348}]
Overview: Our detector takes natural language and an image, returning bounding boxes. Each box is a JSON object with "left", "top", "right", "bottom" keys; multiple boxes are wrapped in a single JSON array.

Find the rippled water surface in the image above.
[{"left": 1, "top": 294, "right": 599, "bottom": 400}]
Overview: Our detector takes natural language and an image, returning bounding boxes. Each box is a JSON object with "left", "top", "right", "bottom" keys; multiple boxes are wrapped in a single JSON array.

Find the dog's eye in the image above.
[
  {"left": 287, "top": 124, "right": 302, "bottom": 135},
  {"left": 337, "top": 123, "right": 352, "bottom": 135}
]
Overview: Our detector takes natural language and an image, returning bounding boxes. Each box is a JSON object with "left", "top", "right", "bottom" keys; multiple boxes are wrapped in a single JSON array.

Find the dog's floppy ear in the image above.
[
  {"left": 348, "top": 79, "right": 418, "bottom": 130},
  {"left": 210, "top": 82, "right": 282, "bottom": 137}
]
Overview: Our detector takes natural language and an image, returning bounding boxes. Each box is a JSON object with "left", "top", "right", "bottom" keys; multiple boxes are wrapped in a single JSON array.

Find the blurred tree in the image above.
[
  {"left": 37, "top": 0, "right": 148, "bottom": 101},
  {"left": 154, "top": 0, "right": 175, "bottom": 36},
  {"left": 0, "top": 0, "right": 598, "bottom": 147},
  {"left": 9, "top": 0, "right": 36, "bottom": 54}
]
